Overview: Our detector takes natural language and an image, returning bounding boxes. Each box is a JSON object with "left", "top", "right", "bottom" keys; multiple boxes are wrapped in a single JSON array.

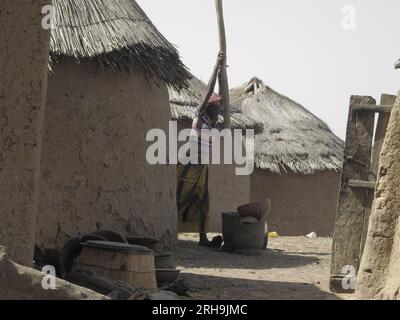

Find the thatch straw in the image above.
[
  {"left": 50, "top": 0, "right": 190, "bottom": 89},
  {"left": 230, "top": 77, "right": 344, "bottom": 174},
  {"left": 169, "top": 75, "right": 264, "bottom": 133}
]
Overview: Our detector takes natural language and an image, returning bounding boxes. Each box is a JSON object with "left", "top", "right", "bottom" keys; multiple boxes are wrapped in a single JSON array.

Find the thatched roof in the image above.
[
  {"left": 230, "top": 77, "right": 344, "bottom": 174},
  {"left": 50, "top": 0, "right": 190, "bottom": 89},
  {"left": 169, "top": 75, "right": 264, "bottom": 133},
  {"left": 395, "top": 59, "right": 400, "bottom": 69}
]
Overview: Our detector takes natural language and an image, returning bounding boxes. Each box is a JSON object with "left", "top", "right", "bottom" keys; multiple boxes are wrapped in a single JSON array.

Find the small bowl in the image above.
[
  {"left": 155, "top": 254, "right": 175, "bottom": 269},
  {"left": 156, "top": 269, "right": 181, "bottom": 286}
]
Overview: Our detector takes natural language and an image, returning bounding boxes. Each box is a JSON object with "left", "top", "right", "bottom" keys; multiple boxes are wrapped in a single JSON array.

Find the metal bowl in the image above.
[
  {"left": 156, "top": 269, "right": 181, "bottom": 286},
  {"left": 155, "top": 254, "right": 175, "bottom": 269}
]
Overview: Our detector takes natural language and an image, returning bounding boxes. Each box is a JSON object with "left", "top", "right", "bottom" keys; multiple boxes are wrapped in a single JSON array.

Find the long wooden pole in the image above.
[{"left": 215, "top": 0, "right": 231, "bottom": 129}]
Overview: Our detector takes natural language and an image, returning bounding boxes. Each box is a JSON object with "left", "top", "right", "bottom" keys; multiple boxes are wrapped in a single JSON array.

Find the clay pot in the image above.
[
  {"left": 221, "top": 212, "right": 242, "bottom": 249},
  {"left": 156, "top": 269, "right": 181, "bottom": 286},
  {"left": 155, "top": 254, "right": 175, "bottom": 269},
  {"left": 237, "top": 199, "right": 271, "bottom": 220},
  {"left": 233, "top": 216, "right": 266, "bottom": 251}
]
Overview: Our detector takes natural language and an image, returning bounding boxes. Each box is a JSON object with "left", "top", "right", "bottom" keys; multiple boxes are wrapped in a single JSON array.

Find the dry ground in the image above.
[{"left": 173, "top": 233, "right": 345, "bottom": 300}]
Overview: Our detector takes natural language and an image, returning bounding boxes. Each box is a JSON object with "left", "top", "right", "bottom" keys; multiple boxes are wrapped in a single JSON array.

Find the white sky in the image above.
[{"left": 137, "top": 0, "right": 400, "bottom": 139}]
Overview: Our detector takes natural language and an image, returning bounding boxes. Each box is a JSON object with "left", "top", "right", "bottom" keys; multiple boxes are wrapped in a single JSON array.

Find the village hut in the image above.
[
  {"left": 35, "top": 0, "right": 191, "bottom": 251},
  {"left": 230, "top": 77, "right": 344, "bottom": 236},
  {"left": 169, "top": 75, "right": 263, "bottom": 231}
]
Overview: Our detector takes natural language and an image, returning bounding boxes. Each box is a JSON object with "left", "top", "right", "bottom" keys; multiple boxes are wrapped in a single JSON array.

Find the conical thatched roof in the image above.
[
  {"left": 50, "top": 0, "right": 190, "bottom": 89},
  {"left": 169, "top": 75, "right": 264, "bottom": 133},
  {"left": 230, "top": 77, "right": 344, "bottom": 174}
]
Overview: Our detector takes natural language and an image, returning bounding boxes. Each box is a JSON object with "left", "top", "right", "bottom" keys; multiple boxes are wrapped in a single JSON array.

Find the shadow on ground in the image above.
[
  {"left": 175, "top": 238, "right": 321, "bottom": 270},
  {"left": 182, "top": 273, "right": 340, "bottom": 300}
]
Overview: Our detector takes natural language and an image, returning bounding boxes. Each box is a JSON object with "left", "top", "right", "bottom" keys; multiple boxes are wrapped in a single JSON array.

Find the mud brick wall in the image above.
[
  {"left": 36, "top": 61, "right": 177, "bottom": 251},
  {"left": 0, "top": 0, "right": 51, "bottom": 266},
  {"left": 250, "top": 169, "right": 341, "bottom": 236}
]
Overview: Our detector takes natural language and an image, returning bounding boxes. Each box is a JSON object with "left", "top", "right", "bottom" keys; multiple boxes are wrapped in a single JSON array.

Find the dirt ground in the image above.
[{"left": 173, "top": 233, "right": 347, "bottom": 300}]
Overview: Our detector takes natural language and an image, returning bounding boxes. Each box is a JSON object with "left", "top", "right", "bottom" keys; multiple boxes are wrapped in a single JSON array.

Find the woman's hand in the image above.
[{"left": 197, "top": 50, "right": 225, "bottom": 115}]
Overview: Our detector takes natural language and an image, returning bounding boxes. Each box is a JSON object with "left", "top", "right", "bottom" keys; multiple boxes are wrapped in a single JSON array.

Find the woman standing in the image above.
[{"left": 177, "top": 52, "right": 224, "bottom": 247}]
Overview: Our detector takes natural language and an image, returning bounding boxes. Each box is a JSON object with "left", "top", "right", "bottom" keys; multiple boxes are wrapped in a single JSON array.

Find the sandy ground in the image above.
[{"left": 173, "top": 233, "right": 345, "bottom": 300}]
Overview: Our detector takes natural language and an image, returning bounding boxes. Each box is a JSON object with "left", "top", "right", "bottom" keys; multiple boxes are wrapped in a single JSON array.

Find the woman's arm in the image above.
[{"left": 196, "top": 52, "right": 224, "bottom": 115}]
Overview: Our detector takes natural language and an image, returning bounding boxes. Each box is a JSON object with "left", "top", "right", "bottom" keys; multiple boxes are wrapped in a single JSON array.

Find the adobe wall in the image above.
[
  {"left": 250, "top": 169, "right": 341, "bottom": 236},
  {"left": 356, "top": 92, "right": 400, "bottom": 300},
  {"left": 36, "top": 61, "right": 177, "bottom": 251},
  {"left": 0, "top": 0, "right": 51, "bottom": 266}
]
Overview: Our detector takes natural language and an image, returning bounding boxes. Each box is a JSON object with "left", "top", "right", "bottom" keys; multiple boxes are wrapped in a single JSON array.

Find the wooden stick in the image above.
[
  {"left": 215, "top": 0, "right": 231, "bottom": 129},
  {"left": 351, "top": 104, "right": 392, "bottom": 113},
  {"left": 348, "top": 179, "right": 376, "bottom": 190},
  {"left": 330, "top": 95, "right": 376, "bottom": 293}
]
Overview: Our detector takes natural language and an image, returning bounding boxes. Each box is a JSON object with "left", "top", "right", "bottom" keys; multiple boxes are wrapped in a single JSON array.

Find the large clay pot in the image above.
[
  {"left": 221, "top": 212, "right": 241, "bottom": 249},
  {"left": 233, "top": 216, "right": 266, "bottom": 251}
]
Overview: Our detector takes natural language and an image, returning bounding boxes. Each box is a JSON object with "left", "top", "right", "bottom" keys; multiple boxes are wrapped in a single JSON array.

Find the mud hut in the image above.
[
  {"left": 230, "top": 77, "right": 344, "bottom": 236},
  {"left": 169, "top": 75, "right": 263, "bottom": 231},
  {"left": 35, "top": 0, "right": 190, "bottom": 251}
]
